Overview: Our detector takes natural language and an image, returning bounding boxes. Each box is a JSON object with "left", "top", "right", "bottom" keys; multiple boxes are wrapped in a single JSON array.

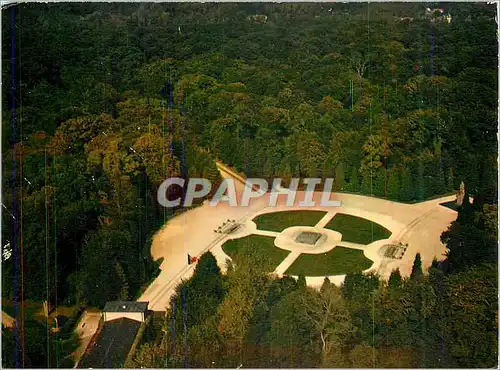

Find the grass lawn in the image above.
[
  {"left": 286, "top": 247, "right": 373, "bottom": 276},
  {"left": 252, "top": 210, "right": 327, "bottom": 232},
  {"left": 222, "top": 235, "right": 290, "bottom": 271},
  {"left": 325, "top": 213, "right": 391, "bottom": 244},
  {"left": 2, "top": 301, "right": 44, "bottom": 320}
]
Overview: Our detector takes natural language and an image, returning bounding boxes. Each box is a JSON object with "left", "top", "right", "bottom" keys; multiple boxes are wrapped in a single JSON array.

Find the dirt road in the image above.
[
  {"left": 2, "top": 310, "right": 15, "bottom": 328},
  {"left": 72, "top": 310, "right": 101, "bottom": 367}
]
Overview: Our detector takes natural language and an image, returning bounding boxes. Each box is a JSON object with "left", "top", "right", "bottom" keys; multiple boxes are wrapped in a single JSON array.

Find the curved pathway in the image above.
[{"left": 139, "top": 163, "right": 458, "bottom": 311}]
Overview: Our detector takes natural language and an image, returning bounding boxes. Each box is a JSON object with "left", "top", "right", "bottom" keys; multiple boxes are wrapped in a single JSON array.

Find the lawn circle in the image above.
[{"left": 274, "top": 226, "right": 341, "bottom": 254}]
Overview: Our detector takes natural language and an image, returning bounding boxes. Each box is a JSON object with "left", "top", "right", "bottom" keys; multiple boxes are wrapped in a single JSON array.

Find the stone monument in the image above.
[{"left": 456, "top": 181, "right": 465, "bottom": 206}]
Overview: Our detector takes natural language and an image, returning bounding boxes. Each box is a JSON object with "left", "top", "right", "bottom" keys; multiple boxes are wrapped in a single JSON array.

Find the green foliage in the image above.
[
  {"left": 129, "top": 342, "right": 168, "bottom": 369},
  {"left": 346, "top": 166, "right": 359, "bottom": 192},
  {"left": 342, "top": 272, "right": 380, "bottom": 302},
  {"left": 297, "top": 275, "right": 307, "bottom": 288},
  {"left": 304, "top": 283, "right": 354, "bottom": 357},
  {"left": 168, "top": 252, "right": 225, "bottom": 331},
  {"left": 245, "top": 276, "right": 299, "bottom": 352},
  {"left": 400, "top": 166, "right": 414, "bottom": 201},
  {"left": 373, "top": 168, "right": 387, "bottom": 198},
  {"left": 441, "top": 196, "right": 497, "bottom": 272},
  {"left": 76, "top": 228, "right": 138, "bottom": 307},
  {"left": 341, "top": 272, "right": 380, "bottom": 344},
  {"left": 442, "top": 264, "right": 498, "bottom": 367},
  {"left": 266, "top": 289, "right": 320, "bottom": 367},
  {"left": 115, "top": 262, "right": 130, "bottom": 300},
  {"left": 410, "top": 253, "right": 424, "bottom": 281},
  {"left": 320, "top": 277, "right": 331, "bottom": 293},
  {"left": 431, "top": 158, "right": 446, "bottom": 195},
  {"left": 1, "top": 318, "right": 79, "bottom": 368},
  {"left": 216, "top": 248, "right": 271, "bottom": 362},
  {"left": 2, "top": 328, "right": 18, "bottom": 368},
  {"left": 360, "top": 171, "right": 373, "bottom": 195},
  {"left": 387, "top": 168, "right": 400, "bottom": 200},
  {"left": 446, "top": 167, "right": 455, "bottom": 192},
  {"left": 333, "top": 162, "right": 345, "bottom": 191},
  {"left": 388, "top": 268, "right": 403, "bottom": 290},
  {"left": 415, "top": 160, "right": 426, "bottom": 201},
  {"left": 186, "top": 315, "right": 222, "bottom": 367}
]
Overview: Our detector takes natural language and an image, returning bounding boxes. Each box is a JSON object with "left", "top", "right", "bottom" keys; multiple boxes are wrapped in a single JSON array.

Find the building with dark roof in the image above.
[
  {"left": 77, "top": 301, "right": 150, "bottom": 368},
  {"left": 78, "top": 317, "right": 141, "bottom": 368}
]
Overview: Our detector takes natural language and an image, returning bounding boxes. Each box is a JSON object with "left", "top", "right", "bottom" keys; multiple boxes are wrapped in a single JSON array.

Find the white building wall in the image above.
[{"left": 103, "top": 312, "right": 144, "bottom": 323}]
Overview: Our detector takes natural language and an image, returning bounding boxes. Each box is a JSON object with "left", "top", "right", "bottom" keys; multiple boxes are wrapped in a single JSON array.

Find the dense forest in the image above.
[{"left": 1, "top": 2, "right": 498, "bottom": 368}]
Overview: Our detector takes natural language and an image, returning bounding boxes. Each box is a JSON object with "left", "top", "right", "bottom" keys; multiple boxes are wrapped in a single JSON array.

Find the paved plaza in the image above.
[{"left": 139, "top": 163, "right": 458, "bottom": 310}]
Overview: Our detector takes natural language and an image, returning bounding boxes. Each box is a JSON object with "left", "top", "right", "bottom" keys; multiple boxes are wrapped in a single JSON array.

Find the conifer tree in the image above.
[
  {"left": 373, "top": 168, "right": 386, "bottom": 197},
  {"left": 297, "top": 274, "right": 307, "bottom": 288},
  {"left": 263, "top": 159, "right": 274, "bottom": 179},
  {"left": 415, "top": 161, "right": 425, "bottom": 201},
  {"left": 334, "top": 162, "right": 345, "bottom": 191},
  {"left": 447, "top": 167, "right": 455, "bottom": 192},
  {"left": 431, "top": 158, "right": 446, "bottom": 196},
  {"left": 387, "top": 168, "right": 400, "bottom": 200},
  {"left": 428, "top": 258, "right": 445, "bottom": 294},
  {"left": 361, "top": 171, "right": 372, "bottom": 195},
  {"left": 204, "top": 161, "right": 221, "bottom": 184},
  {"left": 308, "top": 161, "right": 318, "bottom": 178},
  {"left": 279, "top": 161, "right": 292, "bottom": 187},
  {"left": 457, "top": 183, "right": 474, "bottom": 223},
  {"left": 400, "top": 166, "right": 413, "bottom": 201},
  {"left": 437, "top": 159, "right": 446, "bottom": 194},
  {"left": 320, "top": 277, "right": 331, "bottom": 294},
  {"left": 388, "top": 268, "right": 403, "bottom": 290},
  {"left": 321, "top": 157, "right": 335, "bottom": 178},
  {"left": 188, "top": 164, "right": 199, "bottom": 178},
  {"left": 115, "top": 262, "right": 130, "bottom": 300},
  {"left": 410, "top": 253, "right": 424, "bottom": 281},
  {"left": 349, "top": 166, "right": 359, "bottom": 192},
  {"left": 294, "top": 163, "right": 301, "bottom": 177}
]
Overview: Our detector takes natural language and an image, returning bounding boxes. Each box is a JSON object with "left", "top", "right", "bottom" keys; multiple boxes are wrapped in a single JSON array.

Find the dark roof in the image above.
[
  {"left": 103, "top": 301, "right": 148, "bottom": 313},
  {"left": 78, "top": 318, "right": 141, "bottom": 368}
]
